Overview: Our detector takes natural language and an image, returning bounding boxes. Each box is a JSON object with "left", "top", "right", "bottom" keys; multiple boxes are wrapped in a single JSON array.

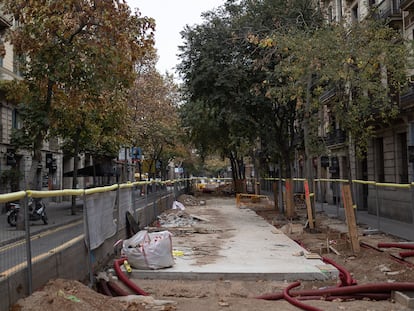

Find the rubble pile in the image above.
[
  {"left": 156, "top": 210, "right": 201, "bottom": 228},
  {"left": 178, "top": 194, "right": 203, "bottom": 206}
]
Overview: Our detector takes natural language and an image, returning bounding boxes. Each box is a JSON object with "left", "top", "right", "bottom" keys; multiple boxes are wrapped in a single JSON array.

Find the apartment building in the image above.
[
  {"left": 0, "top": 8, "right": 132, "bottom": 193},
  {"left": 0, "top": 11, "right": 65, "bottom": 194},
  {"left": 316, "top": 0, "right": 414, "bottom": 222}
]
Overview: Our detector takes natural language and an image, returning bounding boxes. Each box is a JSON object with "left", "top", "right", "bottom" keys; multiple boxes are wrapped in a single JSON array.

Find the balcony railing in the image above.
[
  {"left": 376, "top": 0, "right": 402, "bottom": 20},
  {"left": 400, "top": 0, "right": 414, "bottom": 10},
  {"left": 325, "top": 129, "right": 346, "bottom": 146},
  {"left": 319, "top": 87, "right": 336, "bottom": 104}
]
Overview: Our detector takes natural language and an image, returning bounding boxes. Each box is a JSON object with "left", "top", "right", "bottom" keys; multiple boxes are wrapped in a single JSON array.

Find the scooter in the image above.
[{"left": 7, "top": 198, "right": 48, "bottom": 227}]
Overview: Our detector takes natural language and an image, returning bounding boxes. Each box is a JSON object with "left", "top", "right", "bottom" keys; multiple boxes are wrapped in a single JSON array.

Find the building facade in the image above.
[
  {"left": 316, "top": 0, "right": 413, "bottom": 222},
  {"left": 0, "top": 11, "right": 65, "bottom": 194}
]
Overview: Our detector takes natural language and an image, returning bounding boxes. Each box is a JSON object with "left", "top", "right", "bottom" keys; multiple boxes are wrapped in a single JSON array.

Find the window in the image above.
[
  {"left": 12, "top": 109, "right": 22, "bottom": 129},
  {"left": 352, "top": 4, "right": 359, "bottom": 23},
  {"left": 328, "top": 6, "right": 333, "bottom": 23}
]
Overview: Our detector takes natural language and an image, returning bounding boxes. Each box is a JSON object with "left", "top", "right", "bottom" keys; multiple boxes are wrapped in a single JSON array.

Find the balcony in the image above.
[
  {"left": 400, "top": 0, "right": 414, "bottom": 10},
  {"left": 375, "top": 0, "right": 402, "bottom": 27},
  {"left": 319, "top": 87, "right": 336, "bottom": 104},
  {"left": 0, "top": 15, "right": 11, "bottom": 32},
  {"left": 325, "top": 129, "right": 347, "bottom": 147}
]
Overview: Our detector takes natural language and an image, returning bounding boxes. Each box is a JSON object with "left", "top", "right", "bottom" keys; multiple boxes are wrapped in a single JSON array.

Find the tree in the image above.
[
  {"left": 319, "top": 16, "right": 409, "bottom": 173},
  {"left": 2, "top": 0, "right": 154, "bottom": 203},
  {"left": 178, "top": 5, "right": 261, "bottom": 190},
  {"left": 178, "top": 0, "right": 324, "bottom": 187},
  {"left": 128, "top": 59, "right": 182, "bottom": 180}
]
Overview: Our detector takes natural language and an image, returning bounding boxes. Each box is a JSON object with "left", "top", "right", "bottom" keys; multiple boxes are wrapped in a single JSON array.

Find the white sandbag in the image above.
[
  {"left": 172, "top": 200, "right": 185, "bottom": 210},
  {"left": 121, "top": 230, "right": 174, "bottom": 270}
]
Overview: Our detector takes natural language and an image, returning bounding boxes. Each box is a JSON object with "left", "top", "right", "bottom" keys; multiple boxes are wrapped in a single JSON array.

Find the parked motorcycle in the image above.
[{"left": 7, "top": 198, "right": 48, "bottom": 227}]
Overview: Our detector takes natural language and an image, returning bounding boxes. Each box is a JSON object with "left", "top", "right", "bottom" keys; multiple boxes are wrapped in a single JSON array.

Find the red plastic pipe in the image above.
[
  {"left": 298, "top": 293, "right": 390, "bottom": 301},
  {"left": 322, "top": 257, "right": 356, "bottom": 287},
  {"left": 107, "top": 280, "right": 129, "bottom": 296},
  {"left": 283, "top": 281, "right": 323, "bottom": 311},
  {"left": 377, "top": 243, "right": 414, "bottom": 250},
  {"left": 400, "top": 251, "right": 414, "bottom": 258},
  {"left": 114, "top": 258, "right": 149, "bottom": 296},
  {"left": 98, "top": 278, "right": 113, "bottom": 296},
  {"left": 256, "top": 282, "right": 414, "bottom": 300}
]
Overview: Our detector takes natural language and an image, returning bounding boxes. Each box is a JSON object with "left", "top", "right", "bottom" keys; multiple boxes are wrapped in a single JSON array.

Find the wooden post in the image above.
[
  {"left": 342, "top": 183, "right": 360, "bottom": 253},
  {"left": 236, "top": 193, "right": 241, "bottom": 208},
  {"left": 285, "top": 178, "right": 295, "bottom": 218},
  {"left": 304, "top": 180, "right": 315, "bottom": 229}
]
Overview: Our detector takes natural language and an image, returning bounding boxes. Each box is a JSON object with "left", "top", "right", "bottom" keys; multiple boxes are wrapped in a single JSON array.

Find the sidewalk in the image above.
[
  {"left": 131, "top": 197, "right": 339, "bottom": 281},
  {"left": 0, "top": 200, "right": 83, "bottom": 247},
  {"left": 316, "top": 202, "right": 414, "bottom": 241}
]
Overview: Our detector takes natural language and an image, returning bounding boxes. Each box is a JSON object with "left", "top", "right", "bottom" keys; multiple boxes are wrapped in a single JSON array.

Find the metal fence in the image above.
[{"left": 0, "top": 179, "right": 188, "bottom": 311}]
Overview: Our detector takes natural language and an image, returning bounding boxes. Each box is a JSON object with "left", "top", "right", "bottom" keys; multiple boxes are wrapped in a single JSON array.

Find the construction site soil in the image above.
[{"left": 11, "top": 194, "right": 414, "bottom": 311}]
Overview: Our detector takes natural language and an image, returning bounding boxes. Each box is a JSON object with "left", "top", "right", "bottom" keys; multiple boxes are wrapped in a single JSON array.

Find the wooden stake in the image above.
[
  {"left": 304, "top": 180, "right": 314, "bottom": 229},
  {"left": 341, "top": 183, "right": 360, "bottom": 253},
  {"left": 285, "top": 178, "right": 295, "bottom": 218}
]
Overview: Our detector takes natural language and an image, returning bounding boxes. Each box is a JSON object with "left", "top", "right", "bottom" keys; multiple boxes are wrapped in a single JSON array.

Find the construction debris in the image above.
[
  {"left": 178, "top": 194, "right": 203, "bottom": 206},
  {"left": 156, "top": 210, "right": 202, "bottom": 228}
]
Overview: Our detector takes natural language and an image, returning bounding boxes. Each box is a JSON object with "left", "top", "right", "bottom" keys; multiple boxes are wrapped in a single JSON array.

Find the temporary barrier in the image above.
[
  {"left": 0, "top": 178, "right": 188, "bottom": 311},
  {"left": 261, "top": 177, "right": 414, "bottom": 241}
]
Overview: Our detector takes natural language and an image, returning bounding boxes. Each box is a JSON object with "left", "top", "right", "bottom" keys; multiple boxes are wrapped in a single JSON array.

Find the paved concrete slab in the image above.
[{"left": 131, "top": 197, "right": 339, "bottom": 281}]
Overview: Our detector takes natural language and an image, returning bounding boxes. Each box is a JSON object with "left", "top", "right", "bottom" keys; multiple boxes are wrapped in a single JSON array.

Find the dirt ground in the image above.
[{"left": 11, "top": 193, "right": 414, "bottom": 311}]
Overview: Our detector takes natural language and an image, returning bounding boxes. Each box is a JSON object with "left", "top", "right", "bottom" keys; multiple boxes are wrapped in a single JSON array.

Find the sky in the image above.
[{"left": 127, "top": 0, "right": 225, "bottom": 75}]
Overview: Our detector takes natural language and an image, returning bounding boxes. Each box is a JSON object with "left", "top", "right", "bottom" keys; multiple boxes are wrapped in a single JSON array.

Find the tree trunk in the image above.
[{"left": 229, "top": 152, "right": 246, "bottom": 193}]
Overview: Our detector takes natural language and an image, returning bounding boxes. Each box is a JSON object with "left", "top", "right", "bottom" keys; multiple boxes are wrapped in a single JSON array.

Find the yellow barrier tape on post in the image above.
[
  {"left": 120, "top": 183, "right": 134, "bottom": 189},
  {"left": 0, "top": 191, "right": 26, "bottom": 203},
  {"left": 352, "top": 180, "right": 376, "bottom": 185},
  {"left": 85, "top": 184, "right": 118, "bottom": 195},
  {"left": 27, "top": 189, "right": 85, "bottom": 198},
  {"left": 375, "top": 182, "right": 410, "bottom": 189}
]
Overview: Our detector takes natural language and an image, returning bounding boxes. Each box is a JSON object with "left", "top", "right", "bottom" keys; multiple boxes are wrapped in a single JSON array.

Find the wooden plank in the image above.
[
  {"left": 341, "top": 183, "right": 360, "bottom": 253},
  {"left": 304, "top": 180, "right": 314, "bottom": 229},
  {"left": 305, "top": 253, "right": 322, "bottom": 259},
  {"left": 329, "top": 245, "right": 341, "bottom": 255},
  {"left": 236, "top": 193, "right": 241, "bottom": 208}
]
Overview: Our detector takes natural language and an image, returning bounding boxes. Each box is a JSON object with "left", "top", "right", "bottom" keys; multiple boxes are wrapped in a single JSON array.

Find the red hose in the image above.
[
  {"left": 283, "top": 281, "right": 323, "bottom": 311},
  {"left": 256, "top": 282, "right": 414, "bottom": 300},
  {"left": 114, "top": 258, "right": 149, "bottom": 296},
  {"left": 298, "top": 293, "right": 390, "bottom": 301},
  {"left": 377, "top": 243, "right": 414, "bottom": 250},
  {"left": 107, "top": 280, "right": 129, "bottom": 296},
  {"left": 322, "top": 257, "right": 356, "bottom": 286},
  {"left": 98, "top": 278, "right": 113, "bottom": 296},
  {"left": 400, "top": 251, "right": 414, "bottom": 258}
]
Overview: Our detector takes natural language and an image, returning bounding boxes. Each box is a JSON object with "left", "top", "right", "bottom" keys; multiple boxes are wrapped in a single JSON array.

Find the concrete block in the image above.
[
  {"left": 7, "top": 269, "right": 28, "bottom": 309},
  {"left": 0, "top": 278, "right": 10, "bottom": 311},
  {"left": 393, "top": 291, "right": 414, "bottom": 308}
]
